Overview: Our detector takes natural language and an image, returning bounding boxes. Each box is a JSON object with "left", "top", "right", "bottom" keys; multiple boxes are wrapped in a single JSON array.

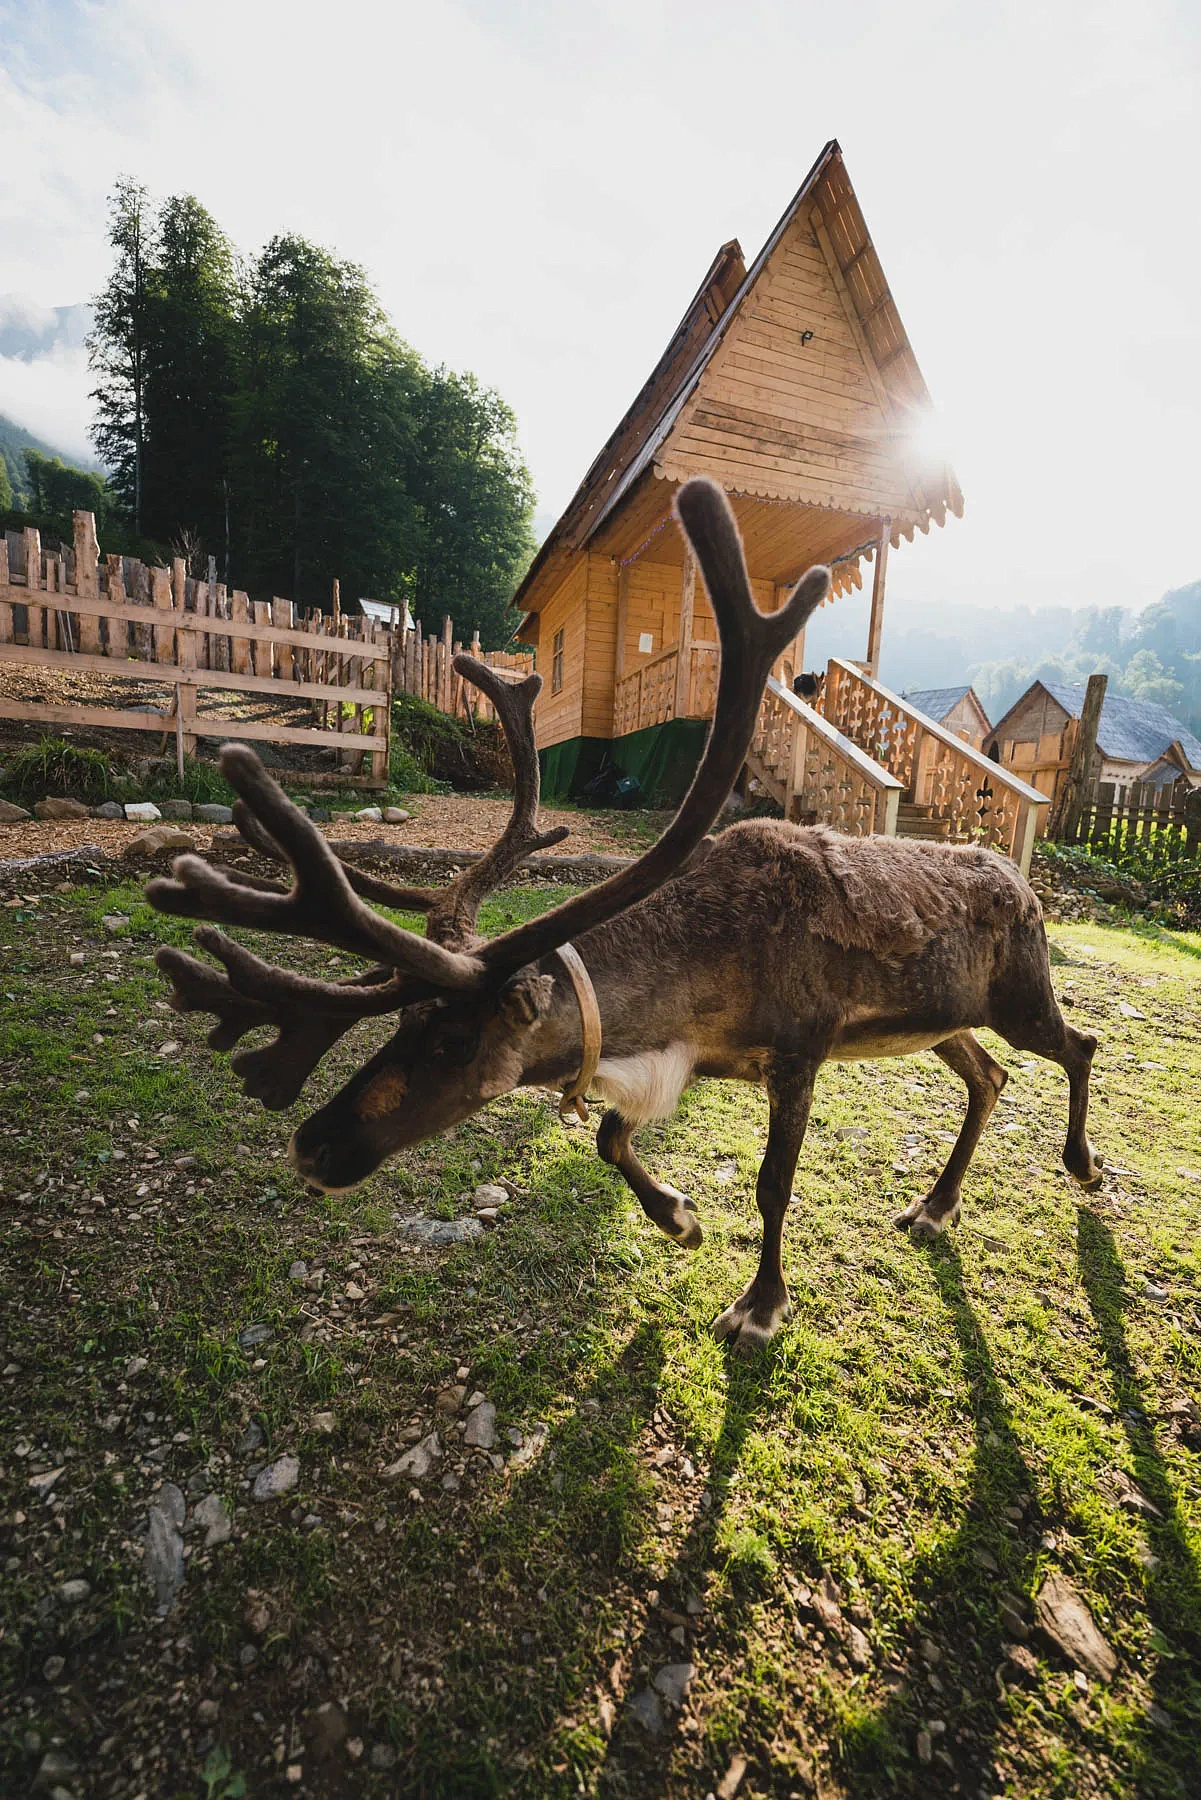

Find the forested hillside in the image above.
[
  {"left": 87, "top": 182, "right": 535, "bottom": 646},
  {"left": 805, "top": 580, "right": 1201, "bottom": 736}
]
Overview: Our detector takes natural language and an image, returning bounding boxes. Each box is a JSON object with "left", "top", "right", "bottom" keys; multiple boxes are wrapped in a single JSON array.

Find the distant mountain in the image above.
[
  {"left": 0, "top": 411, "right": 99, "bottom": 508},
  {"left": 0, "top": 299, "right": 92, "bottom": 362}
]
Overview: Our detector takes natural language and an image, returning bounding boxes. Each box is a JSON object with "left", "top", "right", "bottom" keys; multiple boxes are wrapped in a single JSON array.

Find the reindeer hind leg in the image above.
[
  {"left": 596, "top": 1109, "right": 703, "bottom": 1250},
  {"left": 895, "top": 1031, "right": 1007, "bottom": 1243}
]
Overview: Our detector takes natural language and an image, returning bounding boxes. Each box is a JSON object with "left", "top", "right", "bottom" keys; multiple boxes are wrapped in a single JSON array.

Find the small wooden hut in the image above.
[
  {"left": 512, "top": 139, "right": 963, "bottom": 800},
  {"left": 901, "top": 685, "right": 991, "bottom": 750}
]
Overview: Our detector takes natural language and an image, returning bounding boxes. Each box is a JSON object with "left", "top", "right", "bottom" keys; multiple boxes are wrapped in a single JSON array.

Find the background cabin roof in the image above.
[
  {"left": 514, "top": 139, "right": 961, "bottom": 620},
  {"left": 902, "top": 684, "right": 989, "bottom": 729},
  {"left": 993, "top": 678, "right": 1201, "bottom": 771}
]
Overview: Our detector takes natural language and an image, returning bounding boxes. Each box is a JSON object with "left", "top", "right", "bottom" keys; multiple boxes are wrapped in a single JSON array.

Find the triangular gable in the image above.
[{"left": 591, "top": 141, "right": 962, "bottom": 543}]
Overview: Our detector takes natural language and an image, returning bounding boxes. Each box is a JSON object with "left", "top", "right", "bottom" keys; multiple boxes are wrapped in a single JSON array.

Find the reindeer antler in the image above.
[{"left": 145, "top": 479, "right": 829, "bottom": 1108}]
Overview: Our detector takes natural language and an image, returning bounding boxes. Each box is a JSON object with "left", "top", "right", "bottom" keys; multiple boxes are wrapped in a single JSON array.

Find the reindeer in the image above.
[{"left": 145, "top": 480, "right": 1103, "bottom": 1351}]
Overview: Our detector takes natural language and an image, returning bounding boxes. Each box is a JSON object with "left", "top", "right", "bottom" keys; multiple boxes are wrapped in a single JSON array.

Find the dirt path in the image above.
[{"left": 0, "top": 791, "right": 666, "bottom": 865}]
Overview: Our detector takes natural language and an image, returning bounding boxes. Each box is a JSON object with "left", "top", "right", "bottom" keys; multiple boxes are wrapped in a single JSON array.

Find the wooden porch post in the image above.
[
  {"left": 865, "top": 524, "right": 889, "bottom": 678},
  {"left": 674, "top": 549, "right": 696, "bottom": 718}
]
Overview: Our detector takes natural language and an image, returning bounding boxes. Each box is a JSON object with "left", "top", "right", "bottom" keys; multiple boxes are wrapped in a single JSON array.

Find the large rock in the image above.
[
  {"left": 144, "top": 1482, "right": 186, "bottom": 1613},
  {"left": 91, "top": 800, "right": 125, "bottom": 820},
  {"left": 0, "top": 799, "right": 31, "bottom": 822},
  {"left": 195, "top": 803, "right": 234, "bottom": 824},
  {"left": 1034, "top": 1573, "right": 1117, "bottom": 1682},
  {"left": 383, "top": 806, "right": 411, "bottom": 823},
  {"left": 252, "top": 1455, "right": 300, "bottom": 1501},
  {"left": 124, "top": 826, "right": 196, "bottom": 857},
  {"left": 382, "top": 1432, "right": 442, "bottom": 1481},
  {"left": 159, "top": 799, "right": 194, "bottom": 820},
  {"left": 124, "top": 801, "right": 162, "bottom": 823},
  {"left": 34, "top": 797, "right": 90, "bottom": 820},
  {"left": 396, "top": 1215, "right": 484, "bottom": 1246},
  {"left": 355, "top": 806, "right": 383, "bottom": 823},
  {"left": 463, "top": 1402, "right": 496, "bottom": 1450}
]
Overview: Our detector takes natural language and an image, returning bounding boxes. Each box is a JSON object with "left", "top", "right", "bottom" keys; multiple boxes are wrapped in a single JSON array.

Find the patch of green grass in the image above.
[{"left": 0, "top": 897, "right": 1199, "bottom": 1797}]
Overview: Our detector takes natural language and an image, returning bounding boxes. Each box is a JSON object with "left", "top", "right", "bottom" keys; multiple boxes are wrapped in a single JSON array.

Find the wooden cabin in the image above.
[
  {"left": 985, "top": 679, "right": 1201, "bottom": 813},
  {"left": 513, "top": 139, "right": 963, "bottom": 801},
  {"left": 901, "top": 685, "right": 991, "bottom": 750}
]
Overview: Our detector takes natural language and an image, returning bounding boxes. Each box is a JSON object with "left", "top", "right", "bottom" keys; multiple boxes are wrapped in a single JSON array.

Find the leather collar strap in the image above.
[{"left": 552, "top": 942, "right": 602, "bottom": 1122}]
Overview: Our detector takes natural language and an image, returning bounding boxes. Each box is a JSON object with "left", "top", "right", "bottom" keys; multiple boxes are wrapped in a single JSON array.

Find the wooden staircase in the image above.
[{"left": 895, "top": 799, "right": 954, "bottom": 840}]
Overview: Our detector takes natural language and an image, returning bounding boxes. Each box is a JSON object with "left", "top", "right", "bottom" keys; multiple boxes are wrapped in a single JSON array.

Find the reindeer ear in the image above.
[{"left": 497, "top": 972, "right": 555, "bottom": 1030}]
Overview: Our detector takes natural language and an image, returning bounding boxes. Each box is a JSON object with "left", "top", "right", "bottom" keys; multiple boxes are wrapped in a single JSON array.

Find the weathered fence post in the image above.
[{"left": 1050, "top": 672, "right": 1107, "bottom": 842}]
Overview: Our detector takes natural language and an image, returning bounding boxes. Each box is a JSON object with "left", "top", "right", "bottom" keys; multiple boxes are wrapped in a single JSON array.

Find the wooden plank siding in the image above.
[
  {"left": 658, "top": 215, "right": 923, "bottom": 522},
  {"left": 531, "top": 560, "right": 589, "bottom": 750}
]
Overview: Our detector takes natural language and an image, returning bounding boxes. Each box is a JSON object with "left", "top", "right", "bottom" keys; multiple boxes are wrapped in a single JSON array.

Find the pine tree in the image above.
[{"left": 88, "top": 178, "right": 155, "bottom": 532}]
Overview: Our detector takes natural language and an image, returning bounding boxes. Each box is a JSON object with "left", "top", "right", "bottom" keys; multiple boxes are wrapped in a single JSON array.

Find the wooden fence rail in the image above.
[
  {"left": 391, "top": 615, "right": 534, "bottom": 724},
  {"left": 1061, "top": 777, "right": 1201, "bottom": 861},
  {"left": 0, "top": 511, "right": 392, "bottom": 786}
]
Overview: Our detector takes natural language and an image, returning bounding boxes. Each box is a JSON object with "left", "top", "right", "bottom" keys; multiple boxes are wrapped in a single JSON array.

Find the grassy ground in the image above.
[{"left": 0, "top": 882, "right": 1199, "bottom": 1799}]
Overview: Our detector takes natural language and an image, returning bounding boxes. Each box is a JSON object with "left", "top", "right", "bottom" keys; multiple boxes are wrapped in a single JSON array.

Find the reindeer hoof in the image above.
[
  {"left": 711, "top": 1292, "right": 790, "bottom": 1351},
  {"left": 656, "top": 1186, "right": 703, "bottom": 1250},
  {"left": 899, "top": 1198, "right": 961, "bottom": 1243},
  {"left": 1068, "top": 1144, "right": 1105, "bottom": 1191}
]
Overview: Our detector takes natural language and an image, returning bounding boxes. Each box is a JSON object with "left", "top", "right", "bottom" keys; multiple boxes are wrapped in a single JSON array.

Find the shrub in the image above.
[
  {"left": 390, "top": 692, "right": 509, "bottom": 792},
  {"left": 0, "top": 736, "right": 125, "bottom": 804},
  {"left": 1041, "top": 838, "right": 1201, "bottom": 929}
]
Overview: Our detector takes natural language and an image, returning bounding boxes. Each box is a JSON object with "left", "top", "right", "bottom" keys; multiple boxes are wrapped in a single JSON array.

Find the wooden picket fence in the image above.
[
  {"left": 393, "top": 614, "right": 534, "bottom": 724},
  {"left": 1063, "top": 774, "right": 1201, "bottom": 863},
  {"left": 0, "top": 511, "right": 392, "bottom": 786}
]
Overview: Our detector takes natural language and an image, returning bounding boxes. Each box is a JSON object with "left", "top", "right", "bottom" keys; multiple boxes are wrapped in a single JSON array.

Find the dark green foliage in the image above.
[
  {"left": 87, "top": 184, "right": 536, "bottom": 644},
  {"left": 23, "top": 449, "right": 112, "bottom": 526},
  {"left": 0, "top": 455, "right": 10, "bottom": 511},
  {"left": 390, "top": 690, "right": 502, "bottom": 791},
  {"left": 1041, "top": 838, "right": 1201, "bottom": 929},
  {"left": 0, "top": 412, "right": 98, "bottom": 510}
]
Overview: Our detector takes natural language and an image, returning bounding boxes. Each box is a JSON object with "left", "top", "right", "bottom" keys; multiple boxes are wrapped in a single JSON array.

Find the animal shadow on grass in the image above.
[
  {"left": 842, "top": 1242, "right": 1042, "bottom": 1800},
  {"left": 1075, "top": 1206, "right": 1201, "bottom": 1790},
  {"left": 595, "top": 1343, "right": 775, "bottom": 1799}
]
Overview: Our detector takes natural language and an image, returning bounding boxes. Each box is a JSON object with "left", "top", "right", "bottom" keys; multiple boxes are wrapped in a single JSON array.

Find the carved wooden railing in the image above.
[
  {"left": 613, "top": 643, "right": 720, "bottom": 736},
  {"left": 749, "top": 678, "right": 903, "bottom": 837},
  {"left": 820, "top": 658, "right": 1048, "bottom": 872}
]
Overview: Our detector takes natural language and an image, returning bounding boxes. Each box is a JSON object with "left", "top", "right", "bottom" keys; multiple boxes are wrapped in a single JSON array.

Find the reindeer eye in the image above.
[{"left": 432, "top": 1026, "right": 478, "bottom": 1067}]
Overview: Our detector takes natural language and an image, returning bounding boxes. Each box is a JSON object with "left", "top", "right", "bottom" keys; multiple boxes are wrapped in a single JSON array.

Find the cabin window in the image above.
[{"left": 552, "top": 628, "right": 564, "bottom": 695}]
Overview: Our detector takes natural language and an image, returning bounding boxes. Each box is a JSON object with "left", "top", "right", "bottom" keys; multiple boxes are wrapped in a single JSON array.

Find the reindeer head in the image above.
[{"left": 145, "top": 480, "right": 829, "bottom": 1191}]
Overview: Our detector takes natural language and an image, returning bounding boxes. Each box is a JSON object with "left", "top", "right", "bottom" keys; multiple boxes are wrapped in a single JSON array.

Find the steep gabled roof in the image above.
[
  {"left": 514, "top": 141, "right": 961, "bottom": 619},
  {"left": 903, "top": 686, "right": 990, "bottom": 731},
  {"left": 989, "top": 679, "right": 1201, "bottom": 772}
]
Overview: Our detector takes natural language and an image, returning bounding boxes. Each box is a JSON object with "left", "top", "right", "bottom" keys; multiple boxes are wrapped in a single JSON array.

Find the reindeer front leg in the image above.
[
  {"left": 597, "top": 1110, "right": 703, "bottom": 1249},
  {"left": 713, "top": 1060, "right": 816, "bottom": 1352}
]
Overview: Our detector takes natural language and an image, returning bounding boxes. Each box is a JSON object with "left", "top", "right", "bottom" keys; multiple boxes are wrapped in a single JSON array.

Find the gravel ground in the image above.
[{"left": 0, "top": 793, "right": 650, "bottom": 865}]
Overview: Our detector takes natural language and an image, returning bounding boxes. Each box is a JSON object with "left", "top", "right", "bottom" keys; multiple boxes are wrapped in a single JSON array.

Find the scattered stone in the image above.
[
  {"left": 653, "top": 1662, "right": 695, "bottom": 1708},
  {"left": 716, "top": 1754, "right": 749, "bottom": 1799},
  {"left": 435, "top": 1385, "right": 466, "bottom": 1417},
  {"left": 463, "top": 1403, "right": 497, "bottom": 1450},
  {"left": 1147, "top": 1703, "right": 1173, "bottom": 1731},
  {"left": 916, "top": 1729, "right": 932, "bottom": 1765},
  {"left": 253, "top": 1456, "right": 300, "bottom": 1501},
  {"left": 193, "top": 1492, "right": 232, "bottom": 1548},
  {"left": 32, "top": 1749, "right": 78, "bottom": 1787},
  {"left": 1034, "top": 1573, "right": 1117, "bottom": 1683},
  {"left": 835, "top": 1126, "right": 870, "bottom": 1142},
  {"left": 1177, "top": 1167, "right": 1201, "bottom": 1183},
  {"left": 57, "top": 1577, "right": 91, "bottom": 1606},
  {"left": 35, "top": 798, "right": 91, "bottom": 820},
  {"left": 123, "top": 801, "right": 162, "bottom": 822},
  {"left": 311, "top": 1411, "right": 337, "bottom": 1436},
  {"left": 396, "top": 1215, "right": 484, "bottom": 1246},
  {"left": 382, "top": 807, "right": 410, "bottom": 823},
  {"left": 144, "top": 1483, "right": 186, "bottom": 1613},
  {"left": 382, "top": 1433, "right": 442, "bottom": 1481},
  {"left": 810, "top": 1570, "right": 842, "bottom": 1633},
  {"left": 42, "top": 1655, "right": 65, "bottom": 1682},
  {"left": 91, "top": 799, "right": 124, "bottom": 819},
  {"left": 195, "top": 803, "right": 235, "bottom": 823},
  {"left": 309, "top": 1700, "right": 348, "bottom": 1757},
  {"left": 68, "top": 950, "right": 86, "bottom": 967},
  {"left": 101, "top": 913, "right": 130, "bottom": 936},
  {"left": 509, "top": 1423, "right": 549, "bottom": 1468},
  {"left": 473, "top": 1182, "right": 508, "bottom": 1208},
  {"left": 28, "top": 1466, "right": 65, "bottom": 1498},
  {"left": 238, "top": 1420, "right": 266, "bottom": 1455},
  {"left": 628, "top": 1687, "right": 664, "bottom": 1734},
  {"left": 0, "top": 798, "right": 32, "bottom": 821},
  {"left": 847, "top": 1624, "right": 872, "bottom": 1667},
  {"left": 124, "top": 825, "right": 196, "bottom": 856},
  {"left": 369, "top": 1742, "right": 398, "bottom": 1770},
  {"left": 238, "top": 1322, "right": 274, "bottom": 1349},
  {"left": 306, "top": 805, "right": 331, "bottom": 822},
  {"left": 1144, "top": 1282, "right": 1168, "bottom": 1304},
  {"left": 1118, "top": 1002, "right": 1146, "bottom": 1020},
  {"left": 712, "top": 1159, "right": 738, "bottom": 1183},
  {"left": 244, "top": 1590, "right": 272, "bottom": 1636},
  {"left": 972, "top": 1547, "right": 999, "bottom": 1573},
  {"left": 355, "top": 806, "right": 383, "bottom": 822},
  {"left": 998, "top": 1600, "right": 1029, "bottom": 1640},
  {"left": 289, "top": 1260, "right": 308, "bottom": 1283},
  {"left": 159, "top": 799, "right": 194, "bottom": 819},
  {"left": 197, "top": 1698, "right": 220, "bottom": 1724}
]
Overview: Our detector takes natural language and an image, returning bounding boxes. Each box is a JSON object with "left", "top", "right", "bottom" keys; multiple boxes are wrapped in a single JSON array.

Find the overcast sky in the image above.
[{"left": 2, "top": 0, "right": 1198, "bottom": 616}]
